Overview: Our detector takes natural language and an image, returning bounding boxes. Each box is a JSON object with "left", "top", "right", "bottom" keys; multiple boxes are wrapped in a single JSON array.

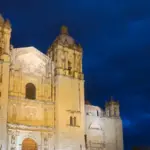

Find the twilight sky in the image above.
[{"left": 1, "top": 0, "right": 150, "bottom": 149}]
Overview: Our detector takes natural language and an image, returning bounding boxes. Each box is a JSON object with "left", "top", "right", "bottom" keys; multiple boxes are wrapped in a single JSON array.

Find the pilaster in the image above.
[{"left": 0, "top": 15, "right": 11, "bottom": 150}]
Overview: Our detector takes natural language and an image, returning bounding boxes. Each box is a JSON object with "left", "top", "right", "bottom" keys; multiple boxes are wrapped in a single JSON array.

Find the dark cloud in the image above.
[{"left": 1, "top": 0, "right": 150, "bottom": 149}]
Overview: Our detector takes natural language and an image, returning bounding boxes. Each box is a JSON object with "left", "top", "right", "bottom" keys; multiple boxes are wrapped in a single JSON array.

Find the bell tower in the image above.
[
  {"left": 48, "top": 26, "right": 85, "bottom": 150},
  {"left": 105, "top": 97, "right": 123, "bottom": 150},
  {"left": 0, "top": 14, "right": 11, "bottom": 150},
  {"left": 105, "top": 97, "right": 120, "bottom": 118},
  {"left": 48, "top": 26, "right": 83, "bottom": 79}
]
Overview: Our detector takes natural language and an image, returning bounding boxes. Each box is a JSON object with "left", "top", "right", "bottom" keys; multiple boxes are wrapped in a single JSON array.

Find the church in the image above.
[{"left": 0, "top": 14, "right": 123, "bottom": 150}]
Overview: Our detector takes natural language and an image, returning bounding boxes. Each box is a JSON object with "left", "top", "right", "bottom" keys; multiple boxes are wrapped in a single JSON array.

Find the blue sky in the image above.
[{"left": 1, "top": 0, "right": 150, "bottom": 149}]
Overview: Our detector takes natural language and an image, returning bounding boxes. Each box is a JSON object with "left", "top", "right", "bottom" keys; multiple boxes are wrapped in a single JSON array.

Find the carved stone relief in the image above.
[
  {"left": 11, "top": 135, "right": 15, "bottom": 144},
  {"left": 44, "top": 137, "right": 48, "bottom": 146},
  {"left": 25, "top": 107, "right": 37, "bottom": 120},
  {"left": 28, "top": 132, "right": 33, "bottom": 138}
]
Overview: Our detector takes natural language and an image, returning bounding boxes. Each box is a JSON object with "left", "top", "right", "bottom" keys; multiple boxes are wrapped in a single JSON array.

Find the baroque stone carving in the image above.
[
  {"left": 11, "top": 135, "right": 15, "bottom": 144},
  {"left": 28, "top": 132, "right": 32, "bottom": 138},
  {"left": 44, "top": 137, "right": 48, "bottom": 146},
  {"left": 25, "top": 107, "right": 37, "bottom": 121},
  {"left": 7, "top": 123, "right": 53, "bottom": 131}
]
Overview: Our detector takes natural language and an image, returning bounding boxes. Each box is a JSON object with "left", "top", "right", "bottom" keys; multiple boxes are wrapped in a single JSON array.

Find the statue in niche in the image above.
[
  {"left": 12, "top": 106, "right": 16, "bottom": 121},
  {"left": 11, "top": 135, "right": 15, "bottom": 144},
  {"left": 44, "top": 137, "right": 48, "bottom": 146},
  {"left": 44, "top": 109, "right": 48, "bottom": 125},
  {"left": 29, "top": 113, "right": 33, "bottom": 120},
  {"left": 25, "top": 107, "right": 35, "bottom": 121}
]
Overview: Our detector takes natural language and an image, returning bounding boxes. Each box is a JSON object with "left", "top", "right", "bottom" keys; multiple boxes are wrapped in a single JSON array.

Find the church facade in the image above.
[{"left": 0, "top": 15, "right": 123, "bottom": 150}]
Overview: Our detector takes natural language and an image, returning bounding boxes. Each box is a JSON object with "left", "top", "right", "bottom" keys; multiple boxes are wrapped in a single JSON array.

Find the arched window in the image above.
[
  {"left": 74, "top": 117, "right": 76, "bottom": 126},
  {"left": 25, "top": 83, "right": 36, "bottom": 100},
  {"left": 70, "top": 116, "right": 73, "bottom": 126},
  {"left": 84, "top": 134, "right": 87, "bottom": 148},
  {"left": 68, "top": 61, "right": 72, "bottom": 75},
  {"left": 114, "top": 107, "right": 117, "bottom": 116},
  {"left": 68, "top": 61, "right": 72, "bottom": 69},
  {"left": 97, "top": 110, "right": 99, "bottom": 116}
]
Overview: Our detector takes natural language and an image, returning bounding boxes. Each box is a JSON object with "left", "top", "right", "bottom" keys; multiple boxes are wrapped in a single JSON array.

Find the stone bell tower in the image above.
[
  {"left": 48, "top": 26, "right": 85, "bottom": 150},
  {"left": 105, "top": 97, "right": 120, "bottom": 118},
  {"left": 105, "top": 97, "right": 123, "bottom": 150},
  {"left": 0, "top": 14, "right": 11, "bottom": 150}
]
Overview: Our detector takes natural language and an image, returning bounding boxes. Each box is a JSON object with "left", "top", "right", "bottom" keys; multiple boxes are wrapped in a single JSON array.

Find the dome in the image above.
[
  {"left": 55, "top": 26, "right": 75, "bottom": 45},
  {"left": 56, "top": 33, "right": 75, "bottom": 45},
  {"left": 50, "top": 26, "right": 82, "bottom": 52}
]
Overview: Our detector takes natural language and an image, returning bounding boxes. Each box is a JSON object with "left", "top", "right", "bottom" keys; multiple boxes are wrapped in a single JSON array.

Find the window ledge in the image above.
[
  {"left": 66, "top": 124, "right": 80, "bottom": 128},
  {"left": 66, "top": 110, "right": 81, "bottom": 114}
]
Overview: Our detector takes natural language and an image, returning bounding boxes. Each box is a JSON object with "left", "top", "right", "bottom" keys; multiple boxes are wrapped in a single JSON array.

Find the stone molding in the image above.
[
  {"left": 8, "top": 95, "right": 55, "bottom": 105},
  {"left": 7, "top": 123, "right": 54, "bottom": 131}
]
